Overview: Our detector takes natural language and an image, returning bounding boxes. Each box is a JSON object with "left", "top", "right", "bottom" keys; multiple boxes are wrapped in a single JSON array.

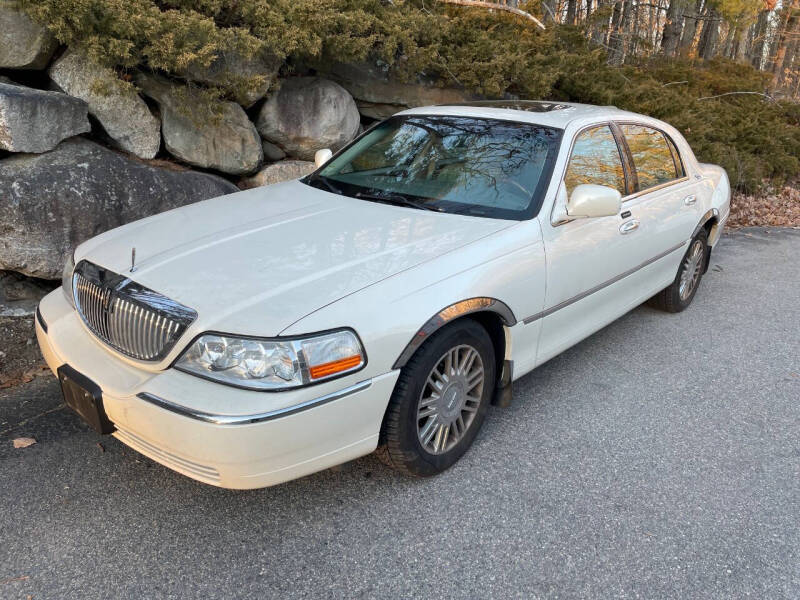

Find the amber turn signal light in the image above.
[{"left": 308, "top": 355, "right": 363, "bottom": 380}]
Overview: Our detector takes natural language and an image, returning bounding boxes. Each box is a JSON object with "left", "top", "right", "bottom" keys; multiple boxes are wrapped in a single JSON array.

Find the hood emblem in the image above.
[{"left": 130, "top": 247, "right": 137, "bottom": 273}]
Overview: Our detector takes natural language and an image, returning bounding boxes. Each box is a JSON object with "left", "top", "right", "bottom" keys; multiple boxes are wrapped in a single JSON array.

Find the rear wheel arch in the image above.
[
  {"left": 692, "top": 208, "right": 719, "bottom": 272},
  {"left": 692, "top": 208, "right": 720, "bottom": 242}
]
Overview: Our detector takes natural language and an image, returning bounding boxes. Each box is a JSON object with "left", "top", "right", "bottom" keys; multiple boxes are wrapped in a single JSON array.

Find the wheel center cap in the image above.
[{"left": 440, "top": 381, "right": 465, "bottom": 421}]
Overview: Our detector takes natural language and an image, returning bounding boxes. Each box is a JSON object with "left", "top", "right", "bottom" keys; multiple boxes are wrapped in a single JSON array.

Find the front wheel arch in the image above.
[{"left": 391, "top": 297, "right": 515, "bottom": 371}]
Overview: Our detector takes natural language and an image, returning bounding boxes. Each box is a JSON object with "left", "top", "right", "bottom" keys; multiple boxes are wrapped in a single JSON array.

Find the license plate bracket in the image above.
[{"left": 58, "top": 364, "right": 115, "bottom": 435}]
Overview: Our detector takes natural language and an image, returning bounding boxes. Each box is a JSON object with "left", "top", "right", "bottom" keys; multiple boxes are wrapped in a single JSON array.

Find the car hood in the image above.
[{"left": 78, "top": 180, "right": 513, "bottom": 337}]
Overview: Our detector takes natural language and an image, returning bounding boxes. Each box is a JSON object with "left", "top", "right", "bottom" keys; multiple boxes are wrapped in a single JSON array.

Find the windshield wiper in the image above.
[
  {"left": 306, "top": 173, "right": 342, "bottom": 195},
  {"left": 355, "top": 190, "right": 442, "bottom": 212}
]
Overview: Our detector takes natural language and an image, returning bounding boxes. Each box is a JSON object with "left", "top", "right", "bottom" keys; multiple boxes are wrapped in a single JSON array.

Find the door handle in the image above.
[
  {"left": 619, "top": 219, "right": 640, "bottom": 234},
  {"left": 683, "top": 195, "right": 697, "bottom": 205}
]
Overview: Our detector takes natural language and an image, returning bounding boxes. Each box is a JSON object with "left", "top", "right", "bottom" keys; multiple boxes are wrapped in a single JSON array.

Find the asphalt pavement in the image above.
[{"left": 1, "top": 227, "right": 798, "bottom": 599}]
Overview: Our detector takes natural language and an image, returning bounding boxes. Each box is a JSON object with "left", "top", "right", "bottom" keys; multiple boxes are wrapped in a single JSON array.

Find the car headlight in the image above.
[
  {"left": 174, "top": 329, "right": 366, "bottom": 390},
  {"left": 61, "top": 250, "right": 76, "bottom": 308}
]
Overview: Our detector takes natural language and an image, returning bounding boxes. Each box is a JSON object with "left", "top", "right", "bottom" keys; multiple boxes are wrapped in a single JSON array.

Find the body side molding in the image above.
[
  {"left": 392, "top": 297, "right": 517, "bottom": 369},
  {"left": 523, "top": 239, "right": 687, "bottom": 324}
]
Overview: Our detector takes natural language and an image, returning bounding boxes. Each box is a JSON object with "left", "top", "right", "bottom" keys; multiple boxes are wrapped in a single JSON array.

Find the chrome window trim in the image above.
[
  {"left": 620, "top": 174, "right": 691, "bottom": 203},
  {"left": 137, "top": 379, "right": 372, "bottom": 425},
  {"left": 522, "top": 239, "right": 687, "bottom": 324}
]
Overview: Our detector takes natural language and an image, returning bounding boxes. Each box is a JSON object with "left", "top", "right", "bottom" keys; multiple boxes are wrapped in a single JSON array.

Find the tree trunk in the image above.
[
  {"left": 679, "top": 0, "right": 705, "bottom": 56},
  {"left": 772, "top": 0, "right": 800, "bottom": 88},
  {"left": 608, "top": 0, "right": 633, "bottom": 65},
  {"left": 590, "top": 0, "right": 611, "bottom": 45},
  {"left": 722, "top": 24, "right": 736, "bottom": 58},
  {"left": 733, "top": 23, "right": 749, "bottom": 62},
  {"left": 541, "top": 0, "right": 556, "bottom": 24},
  {"left": 661, "top": 0, "right": 687, "bottom": 56},
  {"left": 567, "top": 0, "right": 578, "bottom": 24},
  {"left": 607, "top": 0, "right": 623, "bottom": 46},
  {"left": 697, "top": 6, "right": 720, "bottom": 59},
  {"left": 747, "top": 10, "right": 770, "bottom": 69}
]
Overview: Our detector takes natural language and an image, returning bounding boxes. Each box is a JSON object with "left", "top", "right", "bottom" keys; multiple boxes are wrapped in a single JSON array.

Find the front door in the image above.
[{"left": 535, "top": 124, "right": 652, "bottom": 366}]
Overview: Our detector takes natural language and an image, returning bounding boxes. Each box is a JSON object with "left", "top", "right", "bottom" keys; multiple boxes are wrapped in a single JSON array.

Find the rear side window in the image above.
[
  {"left": 620, "top": 124, "right": 680, "bottom": 191},
  {"left": 564, "top": 125, "right": 626, "bottom": 195}
]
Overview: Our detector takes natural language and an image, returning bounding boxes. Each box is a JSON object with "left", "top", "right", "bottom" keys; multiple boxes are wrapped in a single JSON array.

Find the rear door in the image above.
[{"left": 615, "top": 123, "right": 704, "bottom": 287}]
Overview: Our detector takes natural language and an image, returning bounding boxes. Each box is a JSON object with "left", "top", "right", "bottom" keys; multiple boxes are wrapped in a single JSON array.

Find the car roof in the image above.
[{"left": 398, "top": 100, "right": 641, "bottom": 129}]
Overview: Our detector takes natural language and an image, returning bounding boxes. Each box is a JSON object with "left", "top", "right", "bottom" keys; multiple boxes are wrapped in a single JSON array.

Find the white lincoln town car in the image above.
[{"left": 36, "top": 101, "right": 730, "bottom": 488}]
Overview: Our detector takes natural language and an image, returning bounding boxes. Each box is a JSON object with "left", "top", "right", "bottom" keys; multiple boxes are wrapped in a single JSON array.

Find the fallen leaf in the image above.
[
  {"left": 12, "top": 437, "right": 36, "bottom": 449},
  {"left": 96, "top": 442, "right": 105, "bottom": 453}
]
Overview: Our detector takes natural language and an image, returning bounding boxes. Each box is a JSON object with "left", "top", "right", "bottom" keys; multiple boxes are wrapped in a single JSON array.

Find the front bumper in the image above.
[{"left": 36, "top": 289, "right": 398, "bottom": 489}]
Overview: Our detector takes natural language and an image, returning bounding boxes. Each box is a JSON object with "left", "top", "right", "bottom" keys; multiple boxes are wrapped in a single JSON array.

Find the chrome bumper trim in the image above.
[{"left": 136, "top": 379, "right": 372, "bottom": 425}]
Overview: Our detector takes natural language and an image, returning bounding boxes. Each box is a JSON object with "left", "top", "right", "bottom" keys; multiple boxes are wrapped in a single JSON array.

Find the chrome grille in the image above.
[{"left": 72, "top": 261, "right": 196, "bottom": 361}]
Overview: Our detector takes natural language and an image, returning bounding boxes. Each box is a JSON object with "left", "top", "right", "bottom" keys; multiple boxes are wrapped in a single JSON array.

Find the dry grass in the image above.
[{"left": 728, "top": 185, "right": 800, "bottom": 229}]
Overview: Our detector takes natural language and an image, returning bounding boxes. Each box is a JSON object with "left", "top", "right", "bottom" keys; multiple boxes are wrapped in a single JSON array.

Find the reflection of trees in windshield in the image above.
[{"left": 321, "top": 116, "right": 561, "bottom": 218}]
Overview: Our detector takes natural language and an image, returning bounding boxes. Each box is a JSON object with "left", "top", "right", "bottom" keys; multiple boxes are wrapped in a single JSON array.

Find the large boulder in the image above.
[
  {"left": 0, "top": 138, "right": 238, "bottom": 279},
  {"left": 322, "top": 62, "right": 473, "bottom": 119},
  {"left": 0, "top": 82, "right": 90, "bottom": 152},
  {"left": 256, "top": 77, "right": 360, "bottom": 161},
  {"left": 0, "top": 270, "right": 56, "bottom": 382},
  {"left": 261, "top": 139, "right": 286, "bottom": 162},
  {"left": 181, "top": 50, "right": 280, "bottom": 108},
  {"left": 239, "top": 160, "right": 315, "bottom": 190},
  {"left": 49, "top": 50, "right": 161, "bottom": 159},
  {"left": 138, "top": 74, "right": 262, "bottom": 175},
  {"left": 0, "top": 1, "right": 57, "bottom": 70}
]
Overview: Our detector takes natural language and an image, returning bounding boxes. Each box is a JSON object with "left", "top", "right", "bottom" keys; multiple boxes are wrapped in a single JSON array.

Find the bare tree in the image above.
[
  {"left": 661, "top": 0, "right": 689, "bottom": 55},
  {"left": 771, "top": 0, "right": 800, "bottom": 88}
]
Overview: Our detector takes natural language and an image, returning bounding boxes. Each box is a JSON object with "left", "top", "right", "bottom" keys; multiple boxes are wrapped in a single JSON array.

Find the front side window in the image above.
[
  {"left": 620, "top": 124, "right": 680, "bottom": 191},
  {"left": 563, "top": 125, "right": 626, "bottom": 195},
  {"left": 306, "top": 115, "right": 563, "bottom": 220}
]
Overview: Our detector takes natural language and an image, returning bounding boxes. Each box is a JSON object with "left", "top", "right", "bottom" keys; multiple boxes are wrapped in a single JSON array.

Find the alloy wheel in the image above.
[
  {"left": 679, "top": 239, "right": 704, "bottom": 301},
  {"left": 416, "top": 345, "right": 485, "bottom": 455}
]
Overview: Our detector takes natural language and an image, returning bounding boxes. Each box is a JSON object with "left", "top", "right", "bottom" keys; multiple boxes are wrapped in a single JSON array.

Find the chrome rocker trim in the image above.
[{"left": 137, "top": 379, "right": 372, "bottom": 425}]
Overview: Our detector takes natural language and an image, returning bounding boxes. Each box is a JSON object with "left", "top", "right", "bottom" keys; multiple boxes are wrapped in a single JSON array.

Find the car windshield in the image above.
[{"left": 305, "top": 115, "right": 563, "bottom": 220}]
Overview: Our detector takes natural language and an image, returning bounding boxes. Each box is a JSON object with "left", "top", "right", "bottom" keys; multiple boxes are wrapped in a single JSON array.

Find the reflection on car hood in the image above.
[{"left": 78, "top": 180, "right": 513, "bottom": 336}]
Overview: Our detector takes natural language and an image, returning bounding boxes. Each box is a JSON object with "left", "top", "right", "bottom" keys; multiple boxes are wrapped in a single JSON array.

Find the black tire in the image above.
[
  {"left": 376, "top": 318, "right": 496, "bottom": 477},
  {"left": 648, "top": 228, "right": 708, "bottom": 313}
]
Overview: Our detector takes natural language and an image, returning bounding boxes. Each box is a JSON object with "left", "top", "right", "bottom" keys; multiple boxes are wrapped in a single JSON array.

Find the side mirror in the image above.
[
  {"left": 566, "top": 184, "right": 621, "bottom": 218},
  {"left": 314, "top": 148, "right": 333, "bottom": 168}
]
